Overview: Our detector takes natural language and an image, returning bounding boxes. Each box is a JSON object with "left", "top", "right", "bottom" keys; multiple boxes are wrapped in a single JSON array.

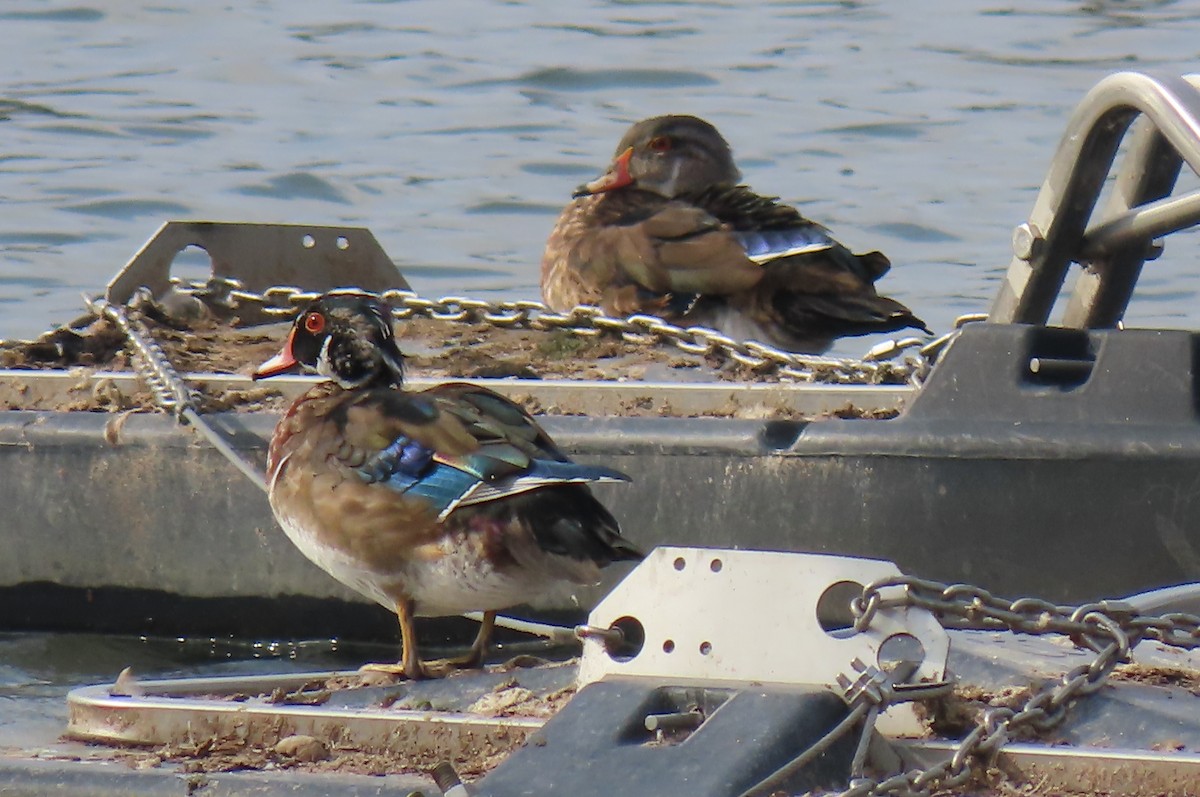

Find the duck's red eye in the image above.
[
  {"left": 303, "top": 312, "right": 326, "bottom": 334},
  {"left": 648, "top": 136, "right": 672, "bottom": 152}
]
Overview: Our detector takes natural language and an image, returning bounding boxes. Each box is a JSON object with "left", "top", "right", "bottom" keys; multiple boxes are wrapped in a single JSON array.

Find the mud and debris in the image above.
[
  {"left": 467, "top": 680, "right": 576, "bottom": 719},
  {"left": 1, "top": 312, "right": 728, "bottom": 380},
  {"left": 916, "top": 683, "right": 1035, "bottom": 739},
  {"left": 267, "top": 683, "right": 332, "bottom": 706},
  {"left": 273, "top": 734, "right": 330, "bottom": 763},
  {"left": 1108, "top": 661, "right": 1200, "bottom": 695},
  {"left": 0, "top": 310, "right": 902, "bottom": 418},
  {"left": 111, "top": 733, "right": 511, "bottom": 778}
]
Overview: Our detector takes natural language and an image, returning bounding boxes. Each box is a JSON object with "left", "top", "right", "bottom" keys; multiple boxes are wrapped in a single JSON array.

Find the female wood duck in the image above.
[
  {"left": 542, "top": 114, "right": 929, "bottom": 354},
  {"left": 252, "top": 291, "right": 641, "bottom": 679}
]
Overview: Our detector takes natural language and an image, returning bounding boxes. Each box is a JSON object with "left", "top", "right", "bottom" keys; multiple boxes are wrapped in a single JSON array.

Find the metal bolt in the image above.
[
  {"left": 431, "top": 762, "right": 470, "bottom": 797},
  {"left": 1012, "top": 222, "right": 1045, "bottom": 261},
  {"left": 1145, "top": 239, "right": 1164, "bottom": 261},
  {"left": 644, "top": 709, "right": 704, "bottom": 732},
  {"left": 575, "top": 624, "right": 624, "bottom": 646}
]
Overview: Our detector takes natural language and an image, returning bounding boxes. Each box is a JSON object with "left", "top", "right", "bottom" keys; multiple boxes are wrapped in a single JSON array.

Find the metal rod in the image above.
[
  {"left": 644, "top": 710, "right": 704, "bottom": 733},
  {"left": 1028, "top": 357, "right": 1094, "bottom": 381},
  {"left": 1079, "top": 189, "right": 1200, "bottom": 259},
  {"left": 87, "top": 297, "right": 270, "bottom": 493},
  {"left": 460, "top": 611, "right": 577, "bottom": 644},
  {"left": 431, "top": 761, "right": 471, "bottom": 797},
  {"left": 736, "top": 702, "right": 870, "bottom": 797},
  {"left": 180, "top": 407, "right": 268, "bottom": 493},
  {"left": 574, "top": 624, "right": 625, "bottom": 646},
  {"left": 849, "top": 705, "right": 880, "bottom": 779}
]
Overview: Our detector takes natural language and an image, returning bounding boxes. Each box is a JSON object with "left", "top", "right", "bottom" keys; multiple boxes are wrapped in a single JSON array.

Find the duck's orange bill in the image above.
[
  {"left": 572, "top": 147, "right": 634, "bottom": 197},
  {"left": 252, "top": 328, "right": 299, "bottom": 380}
]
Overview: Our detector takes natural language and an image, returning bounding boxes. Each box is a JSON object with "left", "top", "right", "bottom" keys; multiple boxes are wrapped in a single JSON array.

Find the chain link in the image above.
[
  {"left": 165, "top": 278, "right": 978, "bottom": 385},
  {"left": 84, "top": 292, "right": 271, "bottom": 491},
  {"left": 1, "top": 279, "right": 984, "bottom": 386},
  {"left": 836, "top": 575, "right": 1200, "bottom": 797},
  {"left": 84, "top": 291, "right": 197, "bottom": 415}
]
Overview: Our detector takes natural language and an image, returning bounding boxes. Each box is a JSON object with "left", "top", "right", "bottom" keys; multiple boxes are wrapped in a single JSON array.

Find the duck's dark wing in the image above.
[
  {"left": 686, "top": 185, "right": 927, "bottom": 339},
  {"left": 742, "top": 253, "right": 928, "bottom": 341},
  {"left": 689, "top": 185, "right": 892, "bottom": 282}
]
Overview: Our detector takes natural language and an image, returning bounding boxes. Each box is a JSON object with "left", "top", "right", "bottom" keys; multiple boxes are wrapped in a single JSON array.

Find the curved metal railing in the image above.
[{"left": 990, "top": 71, "right": 1200, "bottom": 329}]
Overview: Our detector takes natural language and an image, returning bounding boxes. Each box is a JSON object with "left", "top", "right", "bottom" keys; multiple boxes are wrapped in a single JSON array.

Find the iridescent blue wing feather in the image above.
[
  {"left": 733, "top": 226, "right": 836, "bottom": 263},
  {"left": 457, "top": 459, "right": 630, "bottom": 511},
  {"left": 360, "top": 434, "right": 629, "bottom": 522}
]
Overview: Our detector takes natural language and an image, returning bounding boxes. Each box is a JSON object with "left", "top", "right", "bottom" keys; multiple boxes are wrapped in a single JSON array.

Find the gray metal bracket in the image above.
[
  {"left": 105, "top": 221, "right": 409, "bottom": 320},
  {"left": 989, "top": 72, "right": 1200, "bottom": 328},
  {"left": 476, "top": 679, "right": 854, "bottom": 797}
]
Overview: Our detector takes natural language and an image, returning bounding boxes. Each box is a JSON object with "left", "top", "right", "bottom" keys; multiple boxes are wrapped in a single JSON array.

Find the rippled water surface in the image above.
[{"left": 2, "top": 0, "right": 1200, "bottom": 346}]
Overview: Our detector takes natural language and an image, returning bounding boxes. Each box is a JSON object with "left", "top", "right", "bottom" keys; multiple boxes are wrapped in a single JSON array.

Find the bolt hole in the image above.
[
  {"left": 710, "top": 558, "right": 723, "bottom": 573},
  {"left": 662, "top": 639, "right": 675, "bottom": 654},
  {"left": 878, "top": 633, "right": 926, "bottom": 673},
  {"left": 301, "top": 234, "right": 316, "bottom": 249},
  {"left": 336, "top": 236, "right": 350, "bottom": 250},
  {"left": 603, "top": 616, "right": 645, "bottom": 662},
  {"left": 817, "top": 580, "right": 864, "bottom": 637},
  {"left": 699, "top": 641, "right": 712, "bottom": 656},
  {"left": 673, "top": 557, "right": 686, "bottom": 571},
  {"left": 168, "top": 244, "right": 214, "bottom": 286}
]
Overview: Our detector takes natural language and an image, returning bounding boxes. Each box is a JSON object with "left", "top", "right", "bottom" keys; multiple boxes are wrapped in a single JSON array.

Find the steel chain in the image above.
[
  {"left": 84, "top": 290, "right": 197, "bottom": 415},
  {"left": 0, "top": 278, "right": 983, "bottom": 386},
  {"left": 167, "top": 277, "right": 971, "bottom": 385},
  {"left": 834, "top": 575, "right": 1199, "bottom": 797}
]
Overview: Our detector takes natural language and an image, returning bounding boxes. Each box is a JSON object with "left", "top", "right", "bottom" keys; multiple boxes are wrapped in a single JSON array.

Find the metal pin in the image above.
[
  {"left": 574, "top": 624, "right": 624, "bottom": 646},
  {"left": 644, "top": 710, "right": 704, "bottom": 733},
  {"left": 1028, "top": 357, "right": 1093, "bottom": 381}
]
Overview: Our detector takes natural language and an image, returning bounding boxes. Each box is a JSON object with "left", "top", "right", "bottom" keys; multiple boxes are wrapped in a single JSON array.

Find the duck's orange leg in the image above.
[{"left": 360, "top": 597, "right": 426, "bottom": 679}]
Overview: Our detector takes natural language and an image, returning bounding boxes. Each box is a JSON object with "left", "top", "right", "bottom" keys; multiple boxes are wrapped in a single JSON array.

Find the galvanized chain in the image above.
[
  {"left": 85, "top": 292, "right": 270, "bottom": 492},
  {"left": 165, "top": 277, "right": 978, "bottom": 386},
  {"left": 85, "top": 292, "right": 197, "bottom": 415},
  {"left": 833, "top": 576, "right": 1200, "bottom": 797},
  {"left": 2, "top": 277, "right": 983, "bottom": 386}
]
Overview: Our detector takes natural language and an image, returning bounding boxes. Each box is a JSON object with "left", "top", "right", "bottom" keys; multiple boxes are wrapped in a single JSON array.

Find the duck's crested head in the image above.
[
  {"left": 252, "top": 290, "right": 405, "bottom": 389},
  {"left": 574, "top": 114, "right": 741, "bottom": 199}
]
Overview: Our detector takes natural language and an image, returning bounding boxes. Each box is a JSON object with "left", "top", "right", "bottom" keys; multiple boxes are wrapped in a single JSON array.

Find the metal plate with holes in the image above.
[
  {"left": 106, "top": 221, "right": 408, "bottom": 315},
  {"left": 577, "top": 548, "right": 949, "bottom": 692}
]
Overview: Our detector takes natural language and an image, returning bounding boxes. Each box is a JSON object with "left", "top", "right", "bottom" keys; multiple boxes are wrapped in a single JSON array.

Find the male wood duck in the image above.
[
  {"left": 253, "top": 291, "right": 642, "bottom": 679},
  {"left": 542, "top": 114, "right": 929, "bottom": 353}
]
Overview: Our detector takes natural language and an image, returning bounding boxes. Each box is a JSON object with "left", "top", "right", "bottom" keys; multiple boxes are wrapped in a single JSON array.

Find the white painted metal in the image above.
[{"left": 578, "top": 547, "right": 949, "bottom": 692}]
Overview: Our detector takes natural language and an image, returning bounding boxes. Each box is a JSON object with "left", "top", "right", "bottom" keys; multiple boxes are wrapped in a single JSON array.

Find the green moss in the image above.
[{"left": 535, "top": 331, "right": 593, "bottom": 360}]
